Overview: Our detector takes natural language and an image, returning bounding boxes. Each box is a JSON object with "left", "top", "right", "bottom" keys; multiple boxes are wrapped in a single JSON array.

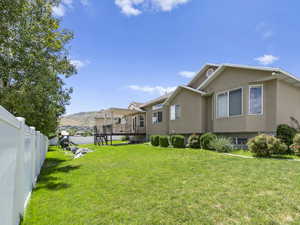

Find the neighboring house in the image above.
[
  {"left": 95, "top": 104, "right": 146, "bottom": 135},
  {"left": 96, "top": 63, "right": 300, "bottom": 144}
]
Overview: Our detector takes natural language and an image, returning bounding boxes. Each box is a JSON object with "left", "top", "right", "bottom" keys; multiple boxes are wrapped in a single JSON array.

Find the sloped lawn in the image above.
[{"left": 22, "top": 144, "right": 300, "bottom": 225}]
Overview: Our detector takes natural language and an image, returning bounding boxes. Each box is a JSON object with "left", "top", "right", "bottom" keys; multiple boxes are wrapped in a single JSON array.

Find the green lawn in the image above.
[
  {"left": 231, "top": 149, "right": 300, "bottom": 160},
  {"left": 22, "top": 144, "right": 300, "bottom": 225}
]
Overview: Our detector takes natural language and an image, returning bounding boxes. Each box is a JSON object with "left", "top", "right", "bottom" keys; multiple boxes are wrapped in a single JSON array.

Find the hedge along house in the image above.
[{"left": 139, "top": 63, "right": 300, "bottom": 144}]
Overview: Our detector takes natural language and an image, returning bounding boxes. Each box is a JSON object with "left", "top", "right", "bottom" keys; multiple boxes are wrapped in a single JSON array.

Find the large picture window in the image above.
[
  {"left": 216, "top": 88, "right": 243, "bottom": 118},
  {"left": 249, "top": 85, "right": 263, "bottom": 115},
  {"left": 170, "top": 105, "right": 181, "bottom": 120}
]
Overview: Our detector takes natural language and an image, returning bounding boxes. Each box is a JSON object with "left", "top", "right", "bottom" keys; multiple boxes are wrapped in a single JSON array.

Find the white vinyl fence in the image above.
[{"left": 0, "top": 106, "right": 48, "bottom": 225}]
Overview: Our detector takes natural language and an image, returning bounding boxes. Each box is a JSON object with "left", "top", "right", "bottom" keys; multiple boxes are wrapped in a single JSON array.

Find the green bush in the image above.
[
  {"left": 247, "top": 134, "right": 288, "bottom": 157},
  {"left": 121, "top": 136, "right": 129, "bottom": 141},
  {"left": 170, "top": 135, "right": 185, "bottom": 148},
  {"left": 159, "top": 136, "right": 169, "bottom": 147},
  {"left": 187, "top": 134, "right": 201, "bottom": 148},
  {"left": 210, "top": 137, "right": 234, "bottom": 152},
  {"left": 276, "top": 124, "right": 297, "bottom": 151},
  {"left": 150, "top": 135, "right": 159, "bottom": 146},
  {"left": 290, "top": 133, "right": 300, "bottom": 155},
  {"left": 199, "top": 133, "right": 217, "bottom": 149}
]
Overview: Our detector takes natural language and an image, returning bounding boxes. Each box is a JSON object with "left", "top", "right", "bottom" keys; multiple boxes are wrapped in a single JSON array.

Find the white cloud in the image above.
[
  {"left": 128, "top": 85, "right": 176, "bottom": 95},
  {"left": 153, "top": 0, "right": 189, "bottom": 11},
  {"left": 52, "top": 0, "right": 88, "bottom": 17},
  {"left": 115, "top": 0, "right": 143, "bottom": 16},
  {"left": 52, "top": 4, "right": 66, "bottom": 17},
  {"left": 70, "top": 59, "right": 90, "bottom": 69},
  {"left": 115, "top": 0, "right": 190, "bottom": 16},
  {"left": 80, "top": 0, "right": 89, "bottom": 6},
  {"left": 178, "top": 70, "right": 196, "bottom": 78},
  {"left": 255, "top": 55, "right": 279, "bottom": 66},
  {"left": 256, "top": 22, "right": 274, "bottom": 40},
  {"left": 256, "top": 22, "right": 266, "bottom": 32},
  {"left": 62, "top": 0, "right": 73, "bottom": 7},
  {"left": 262, "top": 30, "right": 273, "bottom": 39}
]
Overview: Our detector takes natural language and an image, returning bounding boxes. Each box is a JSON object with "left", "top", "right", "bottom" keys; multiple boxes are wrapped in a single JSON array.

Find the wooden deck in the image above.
[{"left": 93, "top": 126, "right": 146, "bottom": 145}]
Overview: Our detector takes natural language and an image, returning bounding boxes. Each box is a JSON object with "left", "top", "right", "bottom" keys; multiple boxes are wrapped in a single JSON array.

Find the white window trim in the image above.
[
  {"left": 170, "top": 104, "right": 181, "bottom": 121},
  {"left": 152, "top": 104, "right": 163, "bottom": 111},
  {"left": 139, "top": 115, "right": 145, "bottom": 127},
  {"left": 152, "top": 111, "right": 163, "bottom": 124},
  {"left": 248, "top": 84, "right": 264, "bottom": 116},
  {"left": 216, "top": 87, "right": 243, "bottom": 119},
  {"left": 216, "top": 91, "right": 228, "bottom": 119}
]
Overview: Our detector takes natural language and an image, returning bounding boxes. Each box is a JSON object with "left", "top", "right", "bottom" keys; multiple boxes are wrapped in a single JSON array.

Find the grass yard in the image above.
[
  {"left": 22, "top": 144, "right": 300, "bottom": 225},
  {"left": 231, "top": 149, "right": 300, "bottom": 160}
]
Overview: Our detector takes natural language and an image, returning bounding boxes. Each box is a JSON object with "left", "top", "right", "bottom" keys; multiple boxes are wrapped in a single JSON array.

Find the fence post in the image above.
[
  {"left": 30, "top": 127, "right": 37, "bottom": 187},
  {"left": 12, "top": 117, "right": 26, "bottom": 225}
]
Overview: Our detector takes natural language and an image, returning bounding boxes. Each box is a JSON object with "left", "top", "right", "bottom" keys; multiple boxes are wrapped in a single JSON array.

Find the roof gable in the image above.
[
  {"left": 187, "top": 63, "right": 219, "bottom": 89},
  {"left": 197, "top": 64, "right": 300, "bottom": 91},
  {"left": 164, "top": 85, "right": 206, "bottom": 105}
]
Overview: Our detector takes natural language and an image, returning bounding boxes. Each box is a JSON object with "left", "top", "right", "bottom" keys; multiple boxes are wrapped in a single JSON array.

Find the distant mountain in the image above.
[{"left": 60, "top": 111, "right": 103, "bottom": 128}]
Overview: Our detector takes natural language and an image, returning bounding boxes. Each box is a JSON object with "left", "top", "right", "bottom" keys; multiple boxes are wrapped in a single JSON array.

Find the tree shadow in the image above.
[
  {"left": 270, "top": 155, "right": 294, "bottom": 160},
  {"left": 34, "top": 157, "right": 81, "bottom": 191}
]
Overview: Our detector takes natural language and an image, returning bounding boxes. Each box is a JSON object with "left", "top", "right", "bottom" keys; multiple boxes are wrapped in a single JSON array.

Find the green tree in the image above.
[{"left": 0, "top": 0, "right": 76, "bottom": 136}]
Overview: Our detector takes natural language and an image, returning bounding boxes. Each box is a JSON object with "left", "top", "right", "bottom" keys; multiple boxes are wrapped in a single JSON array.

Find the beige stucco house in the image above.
[
  {"left": 95, "top": 103, "right": 146, "bottom": 135},
  {"left": 96, "top": 63, "right": 300, "bottom": 144},
  {"left": 139, "top": 63, "right": 300, "bottom": 143}
]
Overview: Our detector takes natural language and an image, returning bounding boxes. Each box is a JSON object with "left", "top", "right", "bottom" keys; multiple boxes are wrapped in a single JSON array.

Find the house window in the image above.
[
  {"left": 229, "top": 88, "right": 242, "bottom": 116},
  {"left": 249, "top": 85, "right": 263, "bottom": 115},
  {"left": 217, "top": 92, "right": 228, "bottom": 118},
  {"left": 152, "top": 104, "right": 163, "bottom": 110},
  {"left": 216, "top": 88, "right": 243, "bottom": 118},
  {"left": 152, "top": 112, "right": 163, "bottom": 124},
  {"left": 170, "top": 105, "right": 181, "bottom": 120},
  {"left": 139, "top": 115, "right": 145, "bottom": 127}
]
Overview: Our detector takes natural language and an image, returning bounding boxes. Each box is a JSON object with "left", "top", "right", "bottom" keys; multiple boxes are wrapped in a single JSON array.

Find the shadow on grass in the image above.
[
  {"left": 34, "top": 157, "right": 81, "bottom": 191},
  {"left": 270, "top": 155, "right": 295, "bottom": 160}
]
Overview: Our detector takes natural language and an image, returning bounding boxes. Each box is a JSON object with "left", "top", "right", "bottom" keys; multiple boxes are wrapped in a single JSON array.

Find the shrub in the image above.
[
  {"left": 170, "top": 135, "right": 185, "bottom": 148},
  {"left": 150, "top": 135, "right": 159, "bottom": 146},
  {"left": 121, "top": 136, "right": 129, "bottom": 141},
  {"left": 187, "top": 134, "right": 201, "bottom": 149},
  {"left": 290, "top": 133, "right": 300, "bottom": 155},
  {"left": 199, "top": 133, "right": 217, "bottom": 149},
  {"left": 276, "top": 124, "right": 297, "bottom": 151},
  {"left": 159, "top": 136, "right": 169, "bottom": 147},
  {"left": 247, "top": 134, "right": 288, "bottom": 157},
  {"left": 210, "top": 137, "right": 234, "bottom": 152}
]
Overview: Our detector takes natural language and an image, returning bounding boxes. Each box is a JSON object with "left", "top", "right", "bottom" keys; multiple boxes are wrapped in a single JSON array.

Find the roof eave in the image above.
[
  {"left": 187, "top": 63, "right": 220, "bottom": 87},
  {"left": 164, "top": 85, "right": 206, "bottom": 106}
]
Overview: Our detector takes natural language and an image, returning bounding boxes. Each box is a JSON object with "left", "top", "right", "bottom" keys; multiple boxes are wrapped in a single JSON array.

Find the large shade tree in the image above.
[{"left": 0, "top": 0, "right": 76, "bottom": 136}]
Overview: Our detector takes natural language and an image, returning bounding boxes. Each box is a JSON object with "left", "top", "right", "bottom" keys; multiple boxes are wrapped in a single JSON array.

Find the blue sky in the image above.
[{"left": 53, "top": 0, "right": 300, "bottom": 114}]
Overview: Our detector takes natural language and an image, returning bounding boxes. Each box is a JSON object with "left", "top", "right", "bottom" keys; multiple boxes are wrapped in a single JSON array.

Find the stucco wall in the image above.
[
  {"left": 168, "top": 89, "right": 205, "bottom": 134},
  {"left": 276, "top": 80, "right": 300, "bottom": 128},
  {"left": 144, "top": 102, "right": 169, "bottom": 136},
  {"left": 205, "top": 68, "right": 277, "bottom": 133}
]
